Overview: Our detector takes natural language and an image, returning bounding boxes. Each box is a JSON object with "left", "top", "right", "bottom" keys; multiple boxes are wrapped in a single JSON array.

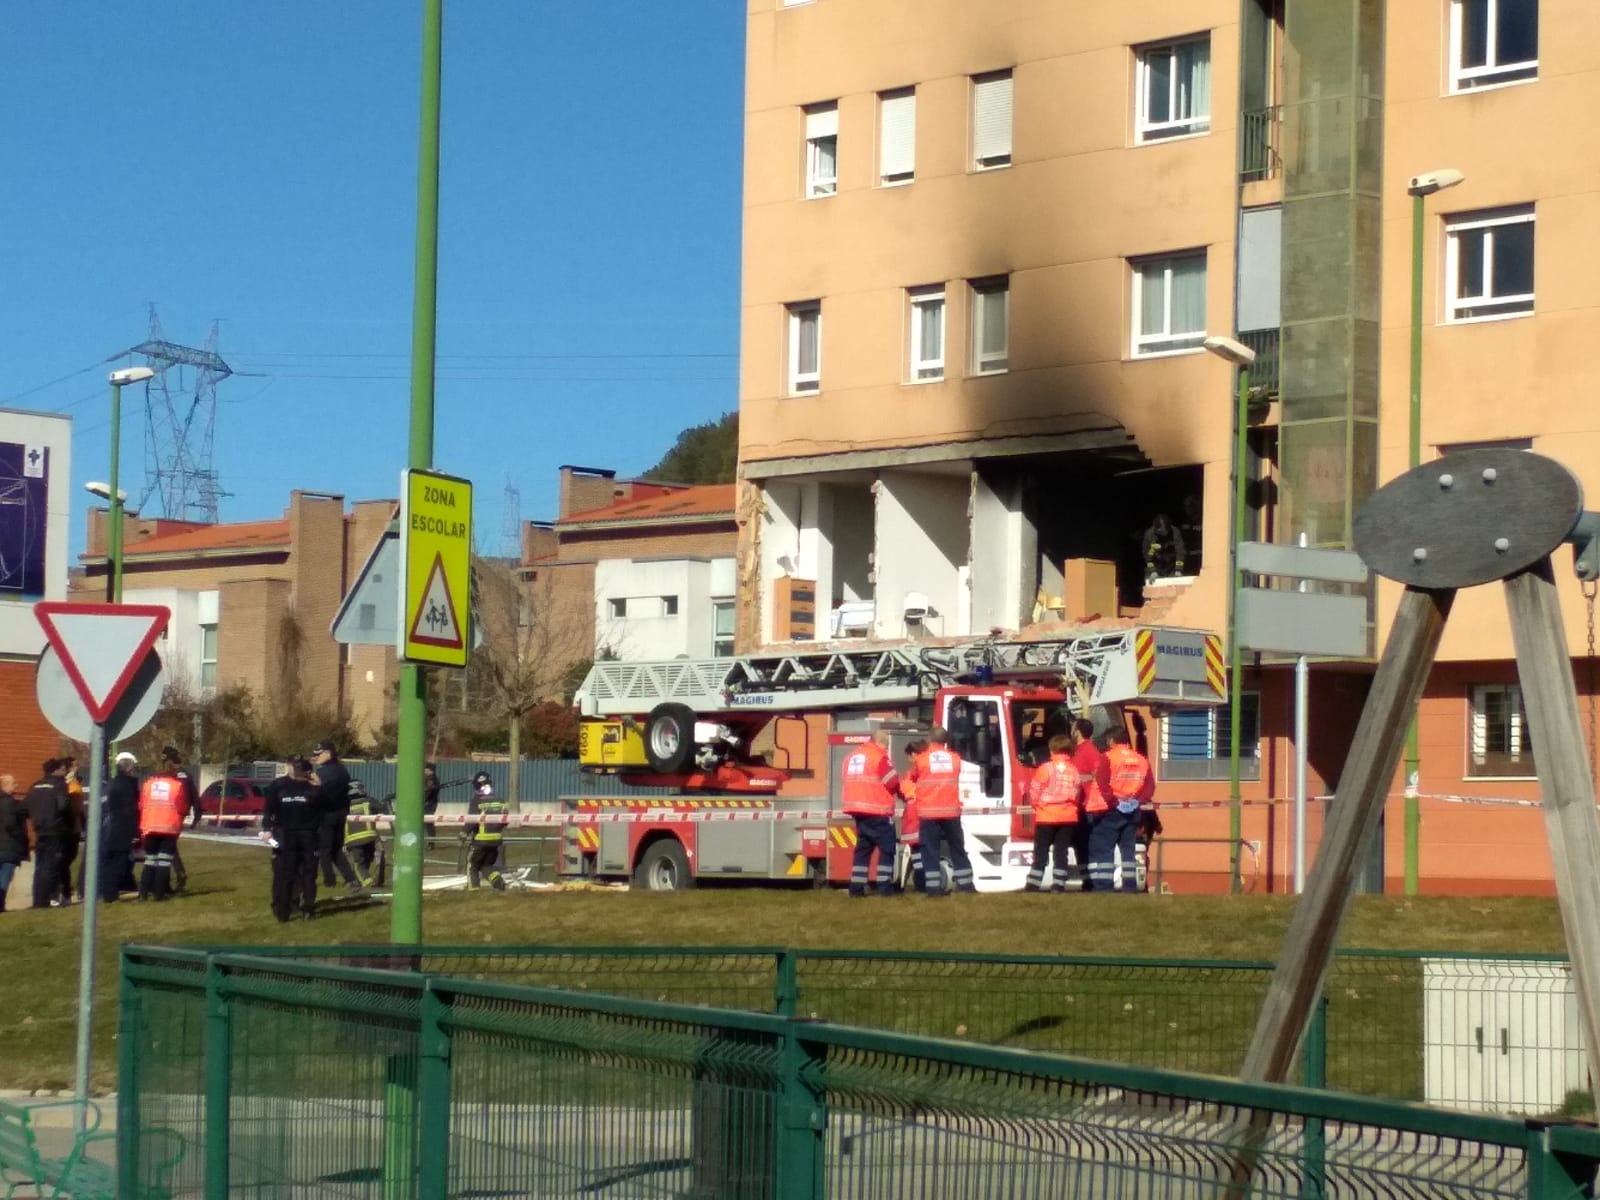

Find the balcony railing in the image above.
[
  {"left": 1240, "top": 328, "right": 1280, "bottom": 400},
  {"left": 1240, "top": 106, "right": 1281, "bottom": 183}
]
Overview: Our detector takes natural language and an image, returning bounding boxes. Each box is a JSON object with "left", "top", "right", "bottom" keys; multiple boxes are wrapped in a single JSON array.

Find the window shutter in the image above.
[
  {"left": 879, "top": 89, "right": 916, "bottom": 180},
  {"left": 805, "top": 104, "right": 838, "bottom": 141},
  {"left": 1162, "top": 708, "right": 1213, "bottom": 760},
  {"left": 973, "top": 72, "right": 1013, "bottom": 163}
]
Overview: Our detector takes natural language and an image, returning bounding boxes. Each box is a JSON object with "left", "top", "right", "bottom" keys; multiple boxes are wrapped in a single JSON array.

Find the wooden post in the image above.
[
  {"left": 1504, "top": 556, "right": 1600, "bottom": 1107},
  {"left": 1240, "top": 586, "right": 1455, "bottom": 1084}
]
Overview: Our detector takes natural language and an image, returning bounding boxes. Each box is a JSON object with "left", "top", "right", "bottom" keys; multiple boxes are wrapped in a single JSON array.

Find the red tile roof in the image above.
[
  {"left": 560, "top": 484, "right": 736, "bottom": 526},
  {"left": 125, "top": 519, "right": 291, "bottom": 557}
]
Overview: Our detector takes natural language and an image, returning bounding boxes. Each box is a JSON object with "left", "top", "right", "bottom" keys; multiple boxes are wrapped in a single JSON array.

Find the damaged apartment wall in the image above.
[
  {"left": 970, "top": 471, "right": 1035, "bottom": 633},
  {"left": 873, "top": 471, "right": 969, "bottom": 639}
]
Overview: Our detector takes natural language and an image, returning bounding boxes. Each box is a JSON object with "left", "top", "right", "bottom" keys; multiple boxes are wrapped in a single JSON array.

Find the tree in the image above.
[
  {"left": 470, "top": 557, "right": 596, "bottom": 805},
  {"left": 641, "top": 411, "right": 737, "bottom": 484}
]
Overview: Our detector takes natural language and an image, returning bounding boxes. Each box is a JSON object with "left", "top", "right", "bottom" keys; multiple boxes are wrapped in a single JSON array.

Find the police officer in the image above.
[
  {"left": 25, "top": 760, "right": 71, "bottom": 908},
  {"left": 310, "top": 741, "right": 363, "bottom": 893},
  {"left": 344, "top": 779, "right": 381, "bottom": 889},
  {"left": 905, "top": 727, "right": 976, "bottom": 896},
  {"left": 840, "top": 729, "right": 901, "bottom": 898},
  {"left": 465, "top": 772, "right": 508, "bottom": 891},
  {"left": 102, "top": 752, "right": 142, "bottom": 902},
  {"left": 264, "top": 759, "right": 321, "bottom": 922}
]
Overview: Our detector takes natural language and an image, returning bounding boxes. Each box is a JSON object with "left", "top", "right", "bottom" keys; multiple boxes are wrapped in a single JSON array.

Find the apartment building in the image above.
[
  {"left": 72, "top": 491, "right": 399, "bottom": 743},
  {"left": 524, "top": 466, "right": 738, "bottom": 669},
  {"left": 739, "top": 0, "right": 1597, "bottom": 893}
]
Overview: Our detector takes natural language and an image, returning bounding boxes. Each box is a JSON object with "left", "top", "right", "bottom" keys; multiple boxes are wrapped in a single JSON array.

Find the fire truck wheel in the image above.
[
  {"left": 633, "top": 838, "right": 694, "bottom": 891},
  {"left": 643, "top": 703, "right": 697, "bottom": 774}
]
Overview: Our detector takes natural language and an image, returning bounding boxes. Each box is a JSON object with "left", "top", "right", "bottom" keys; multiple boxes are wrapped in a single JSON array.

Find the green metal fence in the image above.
[
  {"left": 195, "top": 943, "right": 1589, "bottom": 1116},
  {"left": 121, "top": 945, "right": 1600, "bottom": 1200}
]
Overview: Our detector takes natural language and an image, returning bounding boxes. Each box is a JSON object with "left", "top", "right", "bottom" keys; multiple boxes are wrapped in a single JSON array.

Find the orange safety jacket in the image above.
[
  {"left": 840, "top": 741, "right": 900, "bottom": 817},
  {"left": 1027, "top": 754, "right": 1081, "bottom": 825},
  {"left": 139, "top": 776, "right": 187, "bottom": 837},
  {"left": 1106, "top": 745, "right": 1155, "bottom": 808},
  {"left": 908, "top": 746, "right": 963, "bottom": 820}
]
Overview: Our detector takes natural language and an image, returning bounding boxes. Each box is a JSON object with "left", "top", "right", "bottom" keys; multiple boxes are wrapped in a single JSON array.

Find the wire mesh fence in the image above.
[
  {"left": 120, "top": 946, "right": 1600, "bottom": 1200},
  {"left": 170, "top": 944, "right": 1595, "bottom": 1117}
]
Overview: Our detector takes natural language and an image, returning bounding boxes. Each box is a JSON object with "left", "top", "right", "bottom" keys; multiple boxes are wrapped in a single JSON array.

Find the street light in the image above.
[
  {"left": 106, "top": 367, "right": 155, "bottom": 603},
  {"left": 1402, "top": 167, "right": 1463, "bottom": 896},
  {"left": 84, "top": 483, "right": 135, "bottom": 602},
  {"left": 1204, "top": 334, "right": 1257, "bottom": 895}
]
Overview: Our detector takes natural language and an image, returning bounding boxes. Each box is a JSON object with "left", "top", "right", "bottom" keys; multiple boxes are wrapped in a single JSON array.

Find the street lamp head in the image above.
[
  {"left": 1407, "top": 168, "right": 1465, "bottom": 197},
  {"left": 84, "top": 481, "right": 128, "bottom": 503},
  {"left": 1203, "top": 335, "right": 1257, "bottom": 367},
  {"left": 108, "top": 366, "right": 155, "bottom": 386}
]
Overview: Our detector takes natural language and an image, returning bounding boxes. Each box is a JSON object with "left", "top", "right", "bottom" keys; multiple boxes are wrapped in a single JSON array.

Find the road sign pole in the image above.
[
  {"left": 393, "top": 0, "right": 443, "bottom": 947},
  {"left": 72, "top": 724, "right": 106, "bottom": 1134}
]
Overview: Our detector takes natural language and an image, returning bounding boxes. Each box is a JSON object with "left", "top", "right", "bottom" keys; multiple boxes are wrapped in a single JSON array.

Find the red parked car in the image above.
[{"left": 196, "top": 778, "right": 270, "bottom": 827}]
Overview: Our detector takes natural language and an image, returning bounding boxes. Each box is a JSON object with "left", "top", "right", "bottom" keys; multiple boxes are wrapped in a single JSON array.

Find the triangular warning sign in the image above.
[
  {"left": 34, "top": 602, "right": 170, "bottom": 724},
  {"left": 408, "top": 552, "right": 465, "bottom": 650}
]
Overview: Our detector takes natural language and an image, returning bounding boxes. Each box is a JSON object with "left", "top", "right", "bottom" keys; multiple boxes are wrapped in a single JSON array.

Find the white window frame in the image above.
[
  {"left": 971, "top": 70, "right": 1014, "bottom": 170},
  {"left": 712, "top": 599, "right": 736, "bottom": 657},
  {"left": 787, "top": 301, "right": 821, "bottom": 395},
  {"left": 199, "top": 622, "right": 218, "bottom": 691},
  {"left": 1468, "top": 683, "right": 1535, "bottom": 779},
  {"left": 804, "top": 102, "right": 838, "bottom": 198},
  {"left": 907, "top": 286, "right": 946, "bottom": 382},
  {"left": 1130, "top": 251, "right": 1207, "bottom": 357},
  {"left": 1444, "top": 205, "right": 1534, "bottom": 324},
  {"left": 1135, "top": 35, "right": 1212, "bottom": 144},
  {"left": 878, "top": 87, "right": 916, "bottom": 186},
  {"left": 1449, "top": 0, "right": 1538, "bottom": 92},
  {"left": 969, "top": 277, "right": 1009, "bottom": 375}
]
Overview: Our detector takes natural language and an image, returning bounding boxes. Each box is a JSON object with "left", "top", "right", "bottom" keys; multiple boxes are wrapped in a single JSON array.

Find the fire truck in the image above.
[{"left": 561, "top": 625, "right": 1226, "bottom": 891}]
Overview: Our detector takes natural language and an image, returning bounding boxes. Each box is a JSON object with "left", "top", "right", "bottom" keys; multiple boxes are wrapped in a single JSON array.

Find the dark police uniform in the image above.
[{"left": 265, "top": 770, "right": 321, "bottom": 921}]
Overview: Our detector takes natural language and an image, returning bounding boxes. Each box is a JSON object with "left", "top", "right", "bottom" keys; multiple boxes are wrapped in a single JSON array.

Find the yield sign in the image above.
[
  {"left": 34, "top": 602, "right": 170, "bottom": 724},
  {"left": 407, "top": 552, "right": 464, "bottom": 651}
]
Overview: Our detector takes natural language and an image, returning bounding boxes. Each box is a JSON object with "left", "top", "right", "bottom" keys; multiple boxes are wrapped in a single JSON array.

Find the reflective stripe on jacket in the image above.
[
  {"left": 840, "top": 742, "right": 899, "bottom": 817},
  {"left": 139, "top": 777, "right": 186, "bottom": 837},
  {"left": 345, "top": 800, "right": 378, "bottom": 845},
  {"left": 470, "top": 800, "right": 508, "bottom": 843},
  {"left": 1028, "top": 755, "right": 1081, "bottom": 825},
  {"left": 908, "top": 747, "right": 963, "bottom": 820}
]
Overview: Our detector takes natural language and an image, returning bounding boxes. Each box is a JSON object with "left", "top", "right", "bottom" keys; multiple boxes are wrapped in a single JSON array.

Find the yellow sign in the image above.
[{"left": 399, "top": 468, "right": 473, "bottom": 667}]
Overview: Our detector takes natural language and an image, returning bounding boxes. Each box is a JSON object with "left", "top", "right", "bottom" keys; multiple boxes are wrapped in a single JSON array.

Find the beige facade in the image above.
[
  {"left": 73, "top": 492, "right": 399, "bottom": 744},
  {"left": 739, "top": 0, "right": 1600, "bottom": 892}
]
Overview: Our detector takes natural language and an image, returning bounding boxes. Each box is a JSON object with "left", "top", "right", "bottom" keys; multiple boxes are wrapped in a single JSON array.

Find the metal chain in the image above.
[{"left": 1585, "top": 580, "right": 1598, "bottom": 765}]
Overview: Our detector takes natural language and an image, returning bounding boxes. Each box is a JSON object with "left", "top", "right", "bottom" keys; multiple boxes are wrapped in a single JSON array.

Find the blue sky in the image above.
[{"left": 0, "top": 4, "right": 745, "bottom": 557}]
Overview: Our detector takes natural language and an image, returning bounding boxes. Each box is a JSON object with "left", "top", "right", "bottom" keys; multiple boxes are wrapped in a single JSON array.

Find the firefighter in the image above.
[
  {"left": 1088, "top": 726, "right": 1155, "bottom": 892},
  {"left": 343, "top": 779, "right": 380, "bottom": 889},
  {"left": 137, "top": 762, "right": 189, "bottom": 901},
  {"left": 906, "top": 727, "right": 976, "bottom": 896},
  {"left": 840, "top": 729, "right": 901, "bottom": 897},
  {"left": 897, "top": 740, "right": 927, "bottom": 892},
  {"left": 1069, "top": 718, "right": 1107, "bottom": 891},
  {"left": 465, "top": 772, "right": 508, "bottom": 891},
  {"left": 1024, "top": 734, "right": 1081, "bottom": 892}
]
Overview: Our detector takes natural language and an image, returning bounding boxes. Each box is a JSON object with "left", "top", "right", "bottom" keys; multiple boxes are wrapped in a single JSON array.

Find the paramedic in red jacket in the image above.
[
  {"left": 1024, "top": 735, "right": 1081, "bottom": 892},
  {"left": 840, "top": 729, "right": 902, "bottom": 897},
  {"left": 1087, "top": 726, "right": 1155, "bottom": 892},
  {"left": 906, "top": 727, "right": 976, "bottom": 896}
]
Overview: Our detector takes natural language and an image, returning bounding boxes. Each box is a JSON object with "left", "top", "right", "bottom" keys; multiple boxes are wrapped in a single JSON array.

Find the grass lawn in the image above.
[{"left": 0, "top": 837, "right": 1570, "bottom": 1094}]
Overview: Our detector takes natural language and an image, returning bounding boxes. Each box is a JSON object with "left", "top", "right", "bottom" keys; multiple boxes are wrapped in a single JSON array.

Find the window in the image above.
[
  {"left": 1131, "top": 251, "right": 1207, "bottom": 356},
  {"left": 608, "top": 597, "right": 628, "bottom": 619},
  {"left": 1469, "top": 684, "right": 1535, "bottom": 777},
  {"left": 200, "top": 623, "right": 218, "bottom": 690},
  {"left": 1136, "top": 36, "right": 1212, "bottom": 142},
  {"left": 787, "top": 301, "right": 821, "bottom": 394},
  {"left": 970, "top": 277, "right": 1009, "bottom": 374},
  {"left": 878, "top": 88, "right": 916, "bottom": 185},
  {"left": 804, "top": 102, "right": 838, "bottom": 197},
  {"left": 1446, "top": 206, "right": 1534, "bottom": 322},
  {"left": 1160, "top": 695, "right": 1261, "bottom": 780},
  {"left": 907, "top": 286, "right": 946, "bottom": 381},
  {"left": 972, "top": 70, "right": 1013, "bottom": 169},
  {"left": 1450, "top": 0, "right": 1538, "bottom": 91},
  {"left": 712, "top": 600, "right": 736, "bottom": 657},
  {"left": 662, "top": 595, "right": 679, "bottom": 616}
]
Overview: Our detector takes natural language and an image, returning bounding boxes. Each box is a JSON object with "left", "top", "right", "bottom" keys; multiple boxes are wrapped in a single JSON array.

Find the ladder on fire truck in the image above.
[{"left": 576, "top": 625, "right": 1225, "bottom": 717}]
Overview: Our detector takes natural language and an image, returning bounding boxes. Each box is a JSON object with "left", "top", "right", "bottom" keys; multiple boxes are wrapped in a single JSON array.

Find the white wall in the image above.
[
  {"left": 123, "top": 587, "right": 207, "bottom": 692},
  {"left": 0, "top": 408, "right": 71, "bottom": 658},
  {"left": 756, "top": 479, "right": 830, "bottom": 644},
  {"left": 873, "top": 470, "right": 970, "bottom": 639},
  {"left": 970, "top": 472, "right": 1034, "bottom": 633},
  {"left": 596, "top": 557, "right": 735, "bottom": 661}
]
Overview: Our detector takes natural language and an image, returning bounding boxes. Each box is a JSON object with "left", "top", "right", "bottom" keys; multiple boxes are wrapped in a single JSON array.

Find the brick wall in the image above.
[
  {"left": 0, "top": 658, "right": 66, "bottom": 786},
  {"left": 556, "top": 524, "right": 737, "bottom": 564},
  {"left": 288, "top": 493, "right": 347, "bottom": 712},
  {"left": 559, "top": 467, "right": 623, "bottom": 517},
  {"left": 343, "top": 499, "right": 400, "bottom": 740},
  {"left": 218, "top": 578, "right": 292, "bottom": 698}
]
